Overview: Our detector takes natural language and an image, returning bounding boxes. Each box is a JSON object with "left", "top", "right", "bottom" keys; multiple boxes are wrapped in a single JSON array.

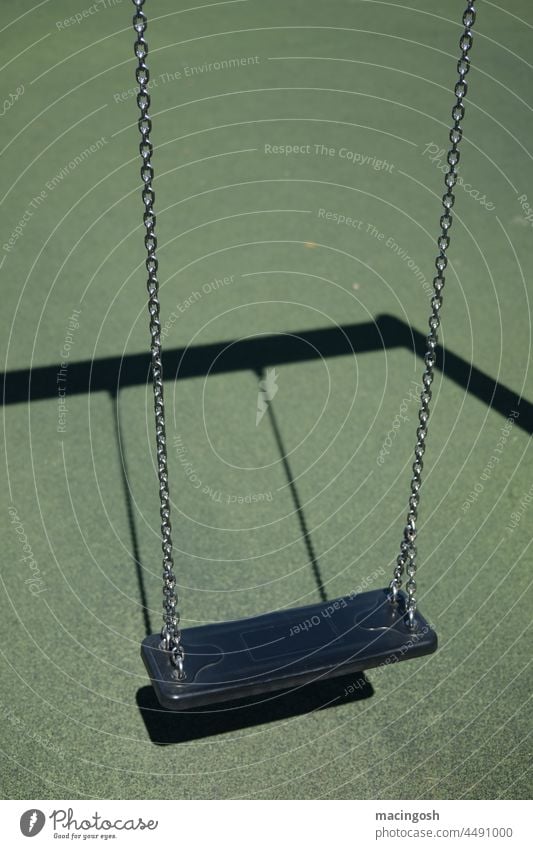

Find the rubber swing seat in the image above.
[{"left": 141, "top": 588, "right": 437, "bottom": 710}]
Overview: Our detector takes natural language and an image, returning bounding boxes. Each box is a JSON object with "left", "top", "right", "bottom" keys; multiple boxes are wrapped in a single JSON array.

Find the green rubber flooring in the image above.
[{"left": 1, "top": 0, "right": 532, "bottom": 799}]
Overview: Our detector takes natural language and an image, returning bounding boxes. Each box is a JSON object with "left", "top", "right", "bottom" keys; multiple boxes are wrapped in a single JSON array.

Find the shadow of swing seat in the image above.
[
  {"left": 136, "top": 670, "right": 374, "bottom": 745},
  {"left": 141, "top": 589, "right": 437, "bottom": 710}
]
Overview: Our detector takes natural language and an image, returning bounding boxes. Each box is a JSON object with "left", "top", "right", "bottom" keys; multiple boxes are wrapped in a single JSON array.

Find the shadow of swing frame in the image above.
[{"left": 3, "top": 312, "right": 530, "bottom": 740}]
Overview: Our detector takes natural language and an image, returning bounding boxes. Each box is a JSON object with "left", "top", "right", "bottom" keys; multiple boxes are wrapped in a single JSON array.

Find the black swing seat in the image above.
[{"left": 141, "top": 588, "right": 437, "bottom": 710}]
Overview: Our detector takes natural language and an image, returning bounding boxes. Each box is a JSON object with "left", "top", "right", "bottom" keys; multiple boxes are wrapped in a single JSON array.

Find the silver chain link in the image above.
[
  {"left": 390, "top": 1, "right": 477, "bottom": 628},
  {"left": 131, "top": 0, "right": 185, "bottom": 678},
  {"left": 132, "top": 0, "right": 476, "bottom": 646}
]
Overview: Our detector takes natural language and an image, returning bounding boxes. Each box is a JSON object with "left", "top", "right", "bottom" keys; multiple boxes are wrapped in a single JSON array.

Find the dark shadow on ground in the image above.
[
  {"left": 7, "top": 314, "right": 529, "bottom": 742},
  {"left": 3, "top": 314, "right": 531, "bottom": 433},
  {"left": 257, "top": 366, "right": 328, "bottom": 603},
  {"left": 136, "top": 671, "right": 373, "bottom": 744},
  {"left": 111, "top": 389, "right": 152, "bottom": 636}
]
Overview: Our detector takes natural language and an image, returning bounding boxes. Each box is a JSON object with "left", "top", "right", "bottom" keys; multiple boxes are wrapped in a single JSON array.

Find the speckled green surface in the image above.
[{"left": 1, "top": 0, "right": 531, "bottom": 800}]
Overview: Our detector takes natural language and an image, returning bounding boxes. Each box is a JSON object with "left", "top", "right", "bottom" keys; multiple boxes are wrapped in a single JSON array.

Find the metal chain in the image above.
[
  {"left": 131, "top": 0, "right": 476, "bottom": 644},
  {"left": 131, "top": 0, "right": 185, "bottom": 678},
  {"left": 390, "top": 1, "right": 476, "bottom": 628}
]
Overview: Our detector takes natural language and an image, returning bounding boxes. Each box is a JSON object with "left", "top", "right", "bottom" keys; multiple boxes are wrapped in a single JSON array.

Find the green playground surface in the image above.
[{"left": 1, "top": 0, "right": 532, "bottom": 799}]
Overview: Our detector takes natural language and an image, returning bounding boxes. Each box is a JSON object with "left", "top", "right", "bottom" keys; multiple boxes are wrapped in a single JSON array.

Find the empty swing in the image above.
[{"left": 132, "top": 0, "right": 477, "bottom": 710}]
